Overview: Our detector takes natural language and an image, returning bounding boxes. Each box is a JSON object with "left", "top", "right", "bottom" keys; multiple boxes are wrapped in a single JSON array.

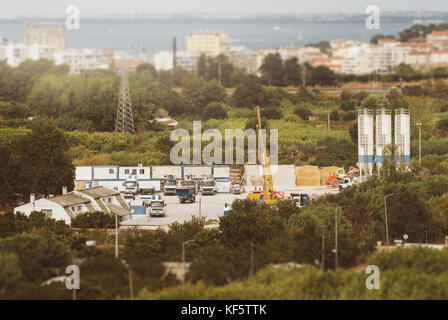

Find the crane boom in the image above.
[{"left": 256, "top": 106, "right": 274, "bottom": 200}]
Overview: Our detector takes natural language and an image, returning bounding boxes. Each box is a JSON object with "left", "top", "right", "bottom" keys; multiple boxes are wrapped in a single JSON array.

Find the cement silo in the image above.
[
  {"left": 394, "top": 108, "right": 410, "bottom": 164},
  {"left": 358, "top": 108, "right": 374, "bottom": 176},
  {"left": 376, "top": 108, "right": 392, "bottom": 169}
]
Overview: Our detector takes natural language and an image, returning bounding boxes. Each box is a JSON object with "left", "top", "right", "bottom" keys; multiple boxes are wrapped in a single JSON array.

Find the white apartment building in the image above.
[
  {"left": 3, "top": 43, "right": 30, "bottom": 66},
  {"left": 430, "top": 50, "right": 448, "bottom": 64},
  {"left": 0, "top": 42, "right": 57, "bottom": 67},
  {"left": 426, "top": 30, "right": 448, "bottom": 47},
  {"left": 186, "top": 31, "right": 230, "bottom": 56},
  {"left": 278, "top": 46, "right": 301, "bottom": 60},
  {"left": 153, "top": 50, "right": 200, "bottom": 71},
  {"left": 227, "top": 47, "right": 258, "bottom": 73},
  {"left": 53, "top": 48, "right": 110, "bottom": 74}
]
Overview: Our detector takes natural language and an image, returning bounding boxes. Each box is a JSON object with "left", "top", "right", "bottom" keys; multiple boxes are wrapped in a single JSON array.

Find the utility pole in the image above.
[
  {"left": 115, "top": 68, "right": 135, "bottom": 133},
  {"left": 128, "top": 266, "right": 134, "bottom": 299},
  {"left": 182, "top": 240, "right": 195, "bottom": 289},
  {"left": 321, "top": 231, "right": 325, "bottom": 271},
  {"left": 384, "top": 193, "right": 394, "bottom": 246},
  {"left": 334, "top": 206, "right": 345, "bottom": 271},
  {"left": 172, "top": 37, "right": 177, "bottom": 69},
  {"left": 199, "top": 197, "right": 202, "bottom": 219},
  {"left": 115, "top": 213, "right": 119, "bottom": 258},
  {"left": 327, "top": 111, "right": 331, "bottom": 136},
  {"left": 302, "top": 62, "right": 306, "bottom": 87},
  {"left": 218, "top": 56, "right": 222, "bottom": 85},
  {"left": 249, "top": 242, "right": 255, "bottom": 277},
  {"left": 417, "top": 122, "right": 422, "bottom": 164}
]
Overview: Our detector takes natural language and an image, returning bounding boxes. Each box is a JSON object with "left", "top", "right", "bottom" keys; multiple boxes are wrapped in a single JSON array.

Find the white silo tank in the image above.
[
  {"left": 394, "top": 108, "right": 410, "bottom": 164},
  {"left": 358, "top": 108, "right": 374, "bottom": 176},
  {"left": 376, "top": 108, "right": 392, "bottom": 169}
]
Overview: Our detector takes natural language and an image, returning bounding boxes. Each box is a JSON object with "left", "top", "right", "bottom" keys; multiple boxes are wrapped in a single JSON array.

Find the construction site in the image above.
[{"left": 66, "top": 105, "right": 411, "bottom": 228}]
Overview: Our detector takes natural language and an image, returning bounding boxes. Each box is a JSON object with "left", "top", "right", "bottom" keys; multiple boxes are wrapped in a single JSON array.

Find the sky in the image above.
[{"left": 1, "top": 0, "right": 447, "bottom": 17}]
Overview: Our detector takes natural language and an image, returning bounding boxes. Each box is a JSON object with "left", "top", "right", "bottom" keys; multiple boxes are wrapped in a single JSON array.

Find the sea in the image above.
[{"left": 0, "top": 14, "right": 444, "bottom": 57}]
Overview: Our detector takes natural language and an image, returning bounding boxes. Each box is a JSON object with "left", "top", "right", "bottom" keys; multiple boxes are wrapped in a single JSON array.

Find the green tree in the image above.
[
  {"left": 0, "top": 234, "right": 71, "bottom": 282},
  {"left": 13, "top": 121, "right": 74, "bottom": 197},
  {"left": 259, "top": 53, "right": 284, "bottom": 86},
  {"left": 202, "top": 102, "right": 227, "bottom": 120},
  {"left": 311, "top": 66, "right": 336, "bottom": 86},
  {"left": 283, "top": 57, "right": 300, "bottom": 86},
  {"left": 232, "top": 76, "right": 267, "bottom": 108}
]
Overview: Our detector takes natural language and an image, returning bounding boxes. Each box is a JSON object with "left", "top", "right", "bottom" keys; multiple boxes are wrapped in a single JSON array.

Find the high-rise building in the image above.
[
  {"left": 186, "top": 31, "right": 230, "bottom": 56},
  {"left": 24, "top": 21, "right": 66, "bottom": 51}
]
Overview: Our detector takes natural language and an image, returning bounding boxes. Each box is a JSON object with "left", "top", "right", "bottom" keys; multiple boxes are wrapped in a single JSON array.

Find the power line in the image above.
[{"left": 115, "top": 68, "right": 135, "bottom": 134}]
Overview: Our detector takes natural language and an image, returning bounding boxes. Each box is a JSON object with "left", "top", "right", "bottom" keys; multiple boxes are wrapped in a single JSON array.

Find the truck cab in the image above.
[
  {"left": 140, "top": 187, "right": 155, "bottom": 203},
  {"left": 224, "top": 202, "right": 231, "bottom": 215},
  {"left": 338, "top": 177, "right": 353, "bottom": 191},
  {"left": 290, "top": 193, "right": 312, "bottom": 208},
  {"left": 123, "top": 175, "right": 139, "bottom": 194},
  {"left": 163, "top": 177, "right": 177, "bottom": 196},
  {"left": 232, "top": 184, "right": 241, "bottom": 194},
  {"left": 176, "top": 179, "right": 196, "bottom": 203},
  {"left": 147, "top": 195, "right": 167, "bottom": 217},
  {"left": 200, "top": 179, "right": 216, "bottom": 195}
]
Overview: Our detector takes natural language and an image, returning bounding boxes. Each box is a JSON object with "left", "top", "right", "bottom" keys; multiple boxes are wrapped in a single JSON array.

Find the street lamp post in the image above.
[
  {"left": 416, "top": 122, "right": 422, "bottom": 164},
  {"left": 249, "top": 242, "right": 255, "bottom": 277},
  {"left": 334, "top": 206, "right": 345, "bottom": 271},
  {"left": 182, "top": 239, "right": 195, "bottom": 289},
  {"left": 384, "top": 193, "right": 394, "bottom": 246},
  {"left": 115, "top": 213, "right": 119, "bottom": 258}
]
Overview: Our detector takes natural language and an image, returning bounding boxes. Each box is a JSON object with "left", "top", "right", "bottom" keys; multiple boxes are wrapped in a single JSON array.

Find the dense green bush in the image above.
[
  {"left": 294, "top": 106, "right": 313, "bottom": 120},
  {"left": 342, "top": 111, "right": 357, "bottom": 121}
]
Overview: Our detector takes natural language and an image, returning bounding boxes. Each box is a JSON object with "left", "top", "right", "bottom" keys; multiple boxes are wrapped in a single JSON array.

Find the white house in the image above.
[
  {"left": 14, "top": 193, "right": 95, "bottom": 224},
  {"left": 14, "top": 186, "right": 130, "bottom": 225}
]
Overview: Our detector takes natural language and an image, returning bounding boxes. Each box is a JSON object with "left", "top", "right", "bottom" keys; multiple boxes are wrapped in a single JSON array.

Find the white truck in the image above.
[
  {"left": 200, "top": 179, "right": 216, "bottom": 195},
  {"left": 338, "top": 177, "right": 353, "bottom": 191},
  {"left": 163, "top": 175, "right": 178, "bottom": 196},
  {"left": 140, "top": 187, "right": 155, "bottom": 203},
  {"left": 147, "top": 195, "right": 167, "bottom": 217},
  {"left": 123, "top": 175, "right": 140, "bottom": 195}
]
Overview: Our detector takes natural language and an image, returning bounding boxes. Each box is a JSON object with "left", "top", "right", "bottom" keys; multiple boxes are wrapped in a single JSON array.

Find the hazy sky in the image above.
[{"left": 2, "top": 0, "right": 447, "bottom": 16}]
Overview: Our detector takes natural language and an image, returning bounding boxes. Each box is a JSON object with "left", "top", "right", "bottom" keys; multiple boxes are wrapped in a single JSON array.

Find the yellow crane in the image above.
[{"left": 248, "top": 106, "right": 284, "bottom": 205}]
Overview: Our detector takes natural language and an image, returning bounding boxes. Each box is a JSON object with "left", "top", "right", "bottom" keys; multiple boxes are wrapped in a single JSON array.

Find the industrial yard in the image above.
[{"left": 120, "top": 186, "right": 339, "bottom": 228}]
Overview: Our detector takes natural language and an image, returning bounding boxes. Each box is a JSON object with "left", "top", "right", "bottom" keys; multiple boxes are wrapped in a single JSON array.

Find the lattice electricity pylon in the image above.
[{"left": 115, "top": 70, "right": 135, "bottom": 134}]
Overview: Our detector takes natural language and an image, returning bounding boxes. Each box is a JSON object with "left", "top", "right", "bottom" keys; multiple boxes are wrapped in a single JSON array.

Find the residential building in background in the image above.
[
  {"left": 186, "top": 31, "right": 230, "bottom": 56},
  {"left": 154, "top": 50, "right": 199, "bottom": 71},
  {"left": 24, "top": 21, "right": 66, "bottom": 51},
  {"left": 227, "top": 47, "right": 258, "bottom": 73},
  {"left": 53, "top": 48, "right": 110, "bottom": 74}
]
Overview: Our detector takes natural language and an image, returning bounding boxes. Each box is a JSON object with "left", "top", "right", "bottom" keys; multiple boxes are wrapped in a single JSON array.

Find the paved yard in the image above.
[{"left": 120, "top": 186, "right": 339, "bottom": 228}]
